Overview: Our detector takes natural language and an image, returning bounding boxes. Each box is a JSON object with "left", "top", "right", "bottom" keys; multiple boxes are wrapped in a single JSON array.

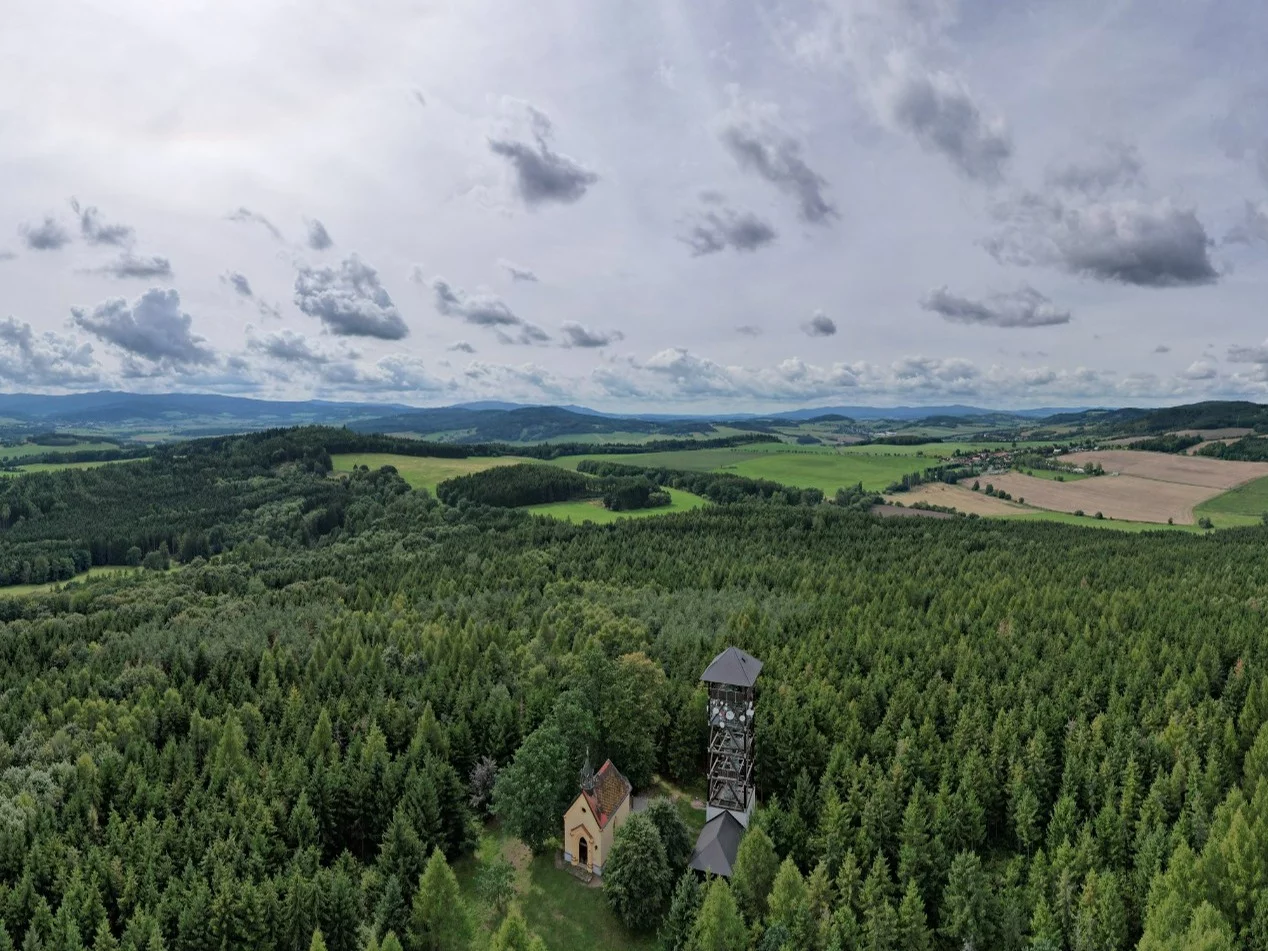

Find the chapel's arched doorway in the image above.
[{"left": 578, "top": 836, "right": 589, "bottom": 867}]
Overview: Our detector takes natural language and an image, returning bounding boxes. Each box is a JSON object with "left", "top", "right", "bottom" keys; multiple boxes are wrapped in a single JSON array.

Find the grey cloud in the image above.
[
  {"left": 306, "top": 219, "right": 333, "bottom": 250},
  {"left": 20, "top": 217, "right": 72, "bottom": 251},
  {"left": 891, "top": 355, "right": 980, "bottom": 386},
  {"left": 249, "top": 330, "right": 331, "bottom": 366},
  {"left": 719, "top": 115, "right": 835, "bottom": 223},
  {"left": 681, "top": 203, "right": 777, "bottom": 256},
  {"left": 920, "top": 285, "right": 1071, "bottom": 328},
  {"left": 294, "top": 255, "right": 409, "bottom": 340},
  {"left": 988, "top": 195, "right": 1218, "bottom": 287},
  {"left": 498, "top": 323, "right": 551, "bottom": 346},
  {"left": 736, "top": 325, "right": 762, "bottom": 336},
  {"left": 888, "top": 65, "right": 1012, "bottom": 183},
  {"left": 94, "top": 252, "right": 174, "bottom": 279},
  {"left": 1224, "top": 201, "right": 1268, "bottom": 245},
  {"left": 560, "top": 322, "right": 624, "bottom": 348},
  {"left": 448, "top": 341, "right": 476, "bottom": 353},
  {"left": 0, "top": 317, "right": 98, "bottom": 386},
  {"left": 431, "top": 278, "right": 546, "bottom": 343},
  {"left": 0, "top": 251, "right": 15, "bottom": 262},
  {"left": 1228, "top": 342, "right": 1268, "bottom": 364},
  {"left": 802, "top": 311, "right": 837, "bottom": 336},
  {"left": 413, "top": 90, "right": 427, "bottom": 108},
  {"left": 498, "top": 259, "right": 538, "bottom": 282},
  {"left": 222, "top": 272, "right": 253, "bottom": 297},
  {"left": 70, "top": 199, "right": 135, "bottom": 246},
  {"left": 489, "top": 107, "right": 598, "bottom": 206},
  {"left": 1046, "top": 144, "right": 1143, "bottom": 197},
  {"left": 72, "top": 288, "right": 216, "bottom": 368},
  {"left": 1154, "top": 344, "right": 1171, "bottom": 354},
  {"left": 257, "top": 300, "right": 283, "bottom": 320},
  {"left": 226, "top": 207, "right": 283, "bottom": 241}
]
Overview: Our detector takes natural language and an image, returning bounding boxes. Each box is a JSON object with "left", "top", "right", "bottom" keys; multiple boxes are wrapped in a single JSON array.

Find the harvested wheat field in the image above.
[
  {"left": 886, "top": 482, "right": 1028, "bottom": 516},
  {"left": 980, "top": 472, "right": 1215, "bottom": 523},
  {"left": 1063, "top": 450, "right": 1268, "bottom": 489}
]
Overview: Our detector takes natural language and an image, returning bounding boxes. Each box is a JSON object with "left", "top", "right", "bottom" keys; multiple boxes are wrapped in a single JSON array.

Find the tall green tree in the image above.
[
  {"left": 732, "top": 827, "right": 779, "bottom": 924},
  {"left": 690, "top": 879, "right": 748, "bottom": 951},
  {"left": 408, "top": 850, "right": 470, "bottom": 951},
  {"left": 603, "top": 813, "right": 672, "bottom": 932}
]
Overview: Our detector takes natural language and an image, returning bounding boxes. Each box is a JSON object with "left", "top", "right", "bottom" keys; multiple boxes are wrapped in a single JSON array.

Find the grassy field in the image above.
[
  {"left": 0, "top": 440, "right": 119, "bottom": 460},
  {"left": 1001, "top": 510, "right": 1203, "bottom": 533},
  {"left": 455, "top": 829, "right": 655, "bottom": 951},
  {"left": 331, "top": 453, "right": 534, "bottom": 495},
  {"left": 0, "top": 457, "right": 147, "bottom": 476},
  {"left": 526, "top": 489, "right": 708, "bottom": 523},
  {"left": 0, "top": 565, "right": 139, "bottom": 597},
  {"left": 554, "top": 447, "right": 918, "bottom": 492},
  {"left": 1193, "top": 474, "right": 1268, "bottom": 528}
]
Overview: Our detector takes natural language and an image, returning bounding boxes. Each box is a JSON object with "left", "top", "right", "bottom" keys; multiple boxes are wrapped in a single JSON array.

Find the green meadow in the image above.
[
  {"left": 524, "top": 488, "right": 708, "bottom": 523},
  {"left": 331, "top": 452, "right": 534, "bottom": 495},
  {"left": 1193, "top": 474, "right": 1268, "bottom": 528}
]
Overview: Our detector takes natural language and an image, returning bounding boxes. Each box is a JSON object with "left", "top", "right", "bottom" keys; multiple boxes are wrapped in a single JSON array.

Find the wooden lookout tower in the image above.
[{"left": 701, "top": 646, "right": 762, "bottom": 827}]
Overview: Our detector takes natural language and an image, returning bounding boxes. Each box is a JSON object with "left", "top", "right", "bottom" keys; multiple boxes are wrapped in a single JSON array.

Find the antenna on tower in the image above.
[{"left": 699, "top": 646, "right": 763, "bottom": 828}]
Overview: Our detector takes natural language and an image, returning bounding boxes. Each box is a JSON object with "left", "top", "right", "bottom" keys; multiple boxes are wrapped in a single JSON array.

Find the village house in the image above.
[{"left": 562, "top": 757, "right": 631, "bottom": 876}]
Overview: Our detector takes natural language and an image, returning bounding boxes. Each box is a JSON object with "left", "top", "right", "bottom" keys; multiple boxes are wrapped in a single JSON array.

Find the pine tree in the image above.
[
  {"left": 374, "top": 877, "right": 410, "bottom": 944},
  {"left": 308, "top": 931, "right": 327, "bottom": 951},
  {"left": 690, "top": 879, "right": 748, "bottom": 951},
  {"left": 379, "top": 934, "right": 404, "bottom": 951},
  {"left": 409, "top": 850, "right": 471, "bottom": 951},
  {"left": 488, "top": 912, "right": 532, "bottom": 951},
  {"left": 767, "top": 858, "right": 812, "bottom": 949},
  {"left": 731, "top": 826, "right": 779, "bottom": 923},
  {"left": 895, "top": 879, "right": 931, "bottom": 951},
  {"left": 941, "top": 851, "right": 994, "bottom": 950},
  {"left": 658, "top": 873, "right": 702, "bottom": 951},
  {"left": 0, "top": 920, "right": 12, "bottom": 951},
  {"left": 379, "top": 807, "right": 427, "bottom": 900}
]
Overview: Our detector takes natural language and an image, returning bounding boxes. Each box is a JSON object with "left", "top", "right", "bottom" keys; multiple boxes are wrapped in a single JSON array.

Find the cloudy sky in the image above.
[{"left": 2, "top": 0, "right": 1268, "bottom": 411}]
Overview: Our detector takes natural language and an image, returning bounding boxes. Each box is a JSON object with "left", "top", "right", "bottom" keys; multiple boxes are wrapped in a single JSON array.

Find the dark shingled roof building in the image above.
[{"left": 688, "top": 810, "right": 746, "bottom": 877}]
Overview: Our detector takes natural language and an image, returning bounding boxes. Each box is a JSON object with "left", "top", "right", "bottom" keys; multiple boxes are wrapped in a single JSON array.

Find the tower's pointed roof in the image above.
[{"left": 700, "top": 646, "right": 763, "bottom": 687}]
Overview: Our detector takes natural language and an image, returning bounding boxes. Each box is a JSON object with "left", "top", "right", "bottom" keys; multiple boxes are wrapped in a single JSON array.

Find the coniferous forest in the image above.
[{"left": 0, "top": 428, "right": 1266, "bottom": 951}]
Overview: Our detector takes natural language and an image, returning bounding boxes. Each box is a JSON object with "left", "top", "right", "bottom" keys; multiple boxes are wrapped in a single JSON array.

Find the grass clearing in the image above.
[
  {"left": 0, "top": 440, "right": 119, "bottom": 460},
  {"left": 526, "top": 489, "right": 708, "bottom": 523},
  {"left": 1194, "top": 474, "right": 1268, "bottom": 528},
  {"left": 331, "top": 452, "right": 535, "bottom": 495},
  {"left": 0, "top": 457, "right": 147, "bottom": 476},
  {"left": 0, "top": 565, "right": 140, "bottom": 597},
  {"left": 455, "top": 828, "right": 655, "bottom": 951}
]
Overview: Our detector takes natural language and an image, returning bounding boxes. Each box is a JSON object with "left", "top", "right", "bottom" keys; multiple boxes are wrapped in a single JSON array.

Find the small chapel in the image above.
[{"left": 562, "top": 756, "right": 632, "bottom": 876}]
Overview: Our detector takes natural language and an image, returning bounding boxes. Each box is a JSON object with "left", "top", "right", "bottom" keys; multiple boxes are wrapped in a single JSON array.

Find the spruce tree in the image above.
[
  {"left": 658, "top": 873, "right": 702, "bottom": 951},
  {"left": 690, "top": 879, "right": 748, "bottom": 951},
  {"left": 409, "top": 850, "right": 471, "bottom": 951},
  {"left": 731, "top": 826, "right": 779, "bottom": 923}
]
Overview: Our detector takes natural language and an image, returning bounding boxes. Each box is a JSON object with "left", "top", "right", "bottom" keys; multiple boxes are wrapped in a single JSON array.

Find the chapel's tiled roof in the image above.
[{"left": 582, "top": 759, "right": 631, "bottom": 829}]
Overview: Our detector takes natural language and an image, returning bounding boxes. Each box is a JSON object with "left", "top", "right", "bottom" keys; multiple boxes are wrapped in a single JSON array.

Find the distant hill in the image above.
[
  {"left": 1043, "top": 401, "right": 1268, "bottom": 435},
  {"left": 350, "top": 405, "right": 714, "bottom": 442}
]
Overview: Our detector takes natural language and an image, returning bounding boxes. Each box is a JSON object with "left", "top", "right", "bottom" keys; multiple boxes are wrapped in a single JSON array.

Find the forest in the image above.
[{"left": 0, "top": 427, "right": 1265, "bottom": 951}]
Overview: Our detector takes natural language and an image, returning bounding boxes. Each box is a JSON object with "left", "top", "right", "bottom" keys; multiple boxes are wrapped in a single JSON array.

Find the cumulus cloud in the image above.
[
  {"left": 719, "top": 103, "right": 836, "bottom": 223},
  {"left": 0, "top": 317, "right": 98, "bottom": 386},
  {"left": 883, "top": 61, "right": 1012, "bottom": 183},
  {"left": 20, "top": 217, "right": 72, "bottom": 251},
  {"left": 920, "top": 285, "right": 1071, "bottom": 328},
  {"left": 306, "top": 219, "right": 333, "bottom": 250},
  {"left": 1182, "top": 360, "right": 1218, "bottom": 380},
  {"left": 431, "top": 276, "right": 549, "bottom": 344},
  {"left": 72, "top": 288, "right": 216, "bottom": 370},
  {"left": 226, "top": 207, "right": 283, "bottom": 241},
  {"left": 489, "top": 105, "right": 598, "bottom": 206},
  {"left": 248, "top": 329, "right": 332, "bottom": 366},
  {"left": 294, "top": 255, "right": 408, "bottom": 340},
  {"left": 1046, "top": 144, "right": 1143, "bottom": 197},
  {"left": 70, "top": 199, "right": 134, "bottom": 246},
  {"left": 560, "top": 322, "right": 624, "bottom": 348},
  {"left": 93, "top": 252, "right": 174, "bottom": 279},
  {"left": 736, "top": 325, "right": 763, "bottom": 337},
  {"left": 802, "top": 311, "right": 837, "bottom": 337},
  {"left": 987, "top": 195, "right": 1219, "bottom": 287},
  {"left": 498, "top": 259, "right": 538, "bottom": 282},
  {"left": 222, "top": 272, "right": 253, "bottom": 297},
  {"left": 891, "top": 355, "right": 980, "bottom": 388},
  {"left": 448, "top": 341, "right": 476, "bottom": 353},
  {"left": 1224, "top": 200, "right": 1268, "bottom": 245},
  {"left": 680, "top": 198, "right": 778, "bottom": 256},
  {"left": 1154, "top": 344, "right": 1171, "bottom": 354}
]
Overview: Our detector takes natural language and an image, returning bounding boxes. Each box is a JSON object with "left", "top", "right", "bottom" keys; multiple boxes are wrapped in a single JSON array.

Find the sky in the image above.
[{"left": 2, "top": 0, "right": 1268, "bottom": 412}]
